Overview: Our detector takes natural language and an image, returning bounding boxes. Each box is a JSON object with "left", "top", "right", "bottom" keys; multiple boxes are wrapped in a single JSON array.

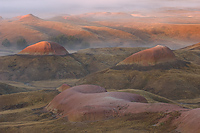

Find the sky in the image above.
[{"left": 0, "top": 0, "right": 200, "bottom": 18}]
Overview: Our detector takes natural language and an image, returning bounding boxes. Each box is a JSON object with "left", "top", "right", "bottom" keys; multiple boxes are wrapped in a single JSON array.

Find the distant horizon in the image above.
[{"left": 1, "top": 0, "right": 200, "bottom": 18}]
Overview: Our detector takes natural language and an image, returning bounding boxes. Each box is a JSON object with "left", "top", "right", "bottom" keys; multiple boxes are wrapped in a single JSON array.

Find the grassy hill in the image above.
[{"left": 76, "top": 47, "right": 200, "bottom": 100}]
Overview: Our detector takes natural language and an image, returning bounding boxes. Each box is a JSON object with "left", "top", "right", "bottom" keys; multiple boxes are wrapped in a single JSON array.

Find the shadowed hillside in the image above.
[
  {"left": 0, "top": 47, "right": 146, "bottom": 82},
  {"left": 0, "top": 82, "right": 32, "bottom": 95},
  {"left": 0, "top": 55, "right": 88, "bottom": 82}
]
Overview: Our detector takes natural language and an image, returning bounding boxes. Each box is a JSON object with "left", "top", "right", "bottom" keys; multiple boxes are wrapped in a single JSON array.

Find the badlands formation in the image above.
[
  {"left": 0, "top": 11, "right": 200, "bottom": 132},
  {"left": 18, "top": 41, "right": 69, "bottom": 55},
  {"left": 78, "top": 45, "right": 200, "bottom": 100},
  {"left": 46, "top": 84, "right": 200, "bottom": 133},
  {"left": 117, "top": 45, "right": 176, "bottom": 66},
  {"left": 0, "top": 42, "right": 199, "bottom": 132},
  {"left": 46, "top": 85, "right": 185, "bottom": 122}
]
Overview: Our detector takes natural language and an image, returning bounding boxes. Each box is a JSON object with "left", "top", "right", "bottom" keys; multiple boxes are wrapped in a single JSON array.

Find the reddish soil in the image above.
[
  {"left": 46, "top": 85, "right": 187, "bottom": 122},
  {"left": 173, "top": 108, "right": 200, "bottom": 133},
  {"left": 18, "top": 41, "right": 69, "bottom": 55},
  {"left": 117, "top": 45, "right": 176, "bottom": 66}
]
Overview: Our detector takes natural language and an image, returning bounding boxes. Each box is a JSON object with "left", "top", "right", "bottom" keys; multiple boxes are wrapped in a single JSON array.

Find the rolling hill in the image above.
[
  {"left": 0, "top": 44, "right": 200, "bottom": 132},
  {"left": 0, "top": 47, "right": 146, "bottom": 82},
  {"left": 77, "top": 45, "right": 200, "bottom": 100},
  {"left": 1, "top": 12, "right": 200, "bottom": 50}
]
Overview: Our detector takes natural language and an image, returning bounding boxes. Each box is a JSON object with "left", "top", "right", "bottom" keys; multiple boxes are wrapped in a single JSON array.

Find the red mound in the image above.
[
  {"left": 57, "top": 84, "right": 71, "bottom": 92},
  {"left": 117, "top": 45, "right": 176, "bottom": 66},
  {"left": 46, "top": 85, "right": 186, "bottom": 122},
  {"left": 173, "top": 108, "right": 200, "bottom": 133},
  {"left": 18, "top": 41, "right": 69, "bottom": 55}
]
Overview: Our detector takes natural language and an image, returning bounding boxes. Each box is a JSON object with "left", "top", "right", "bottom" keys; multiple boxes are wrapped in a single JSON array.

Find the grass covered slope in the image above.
[
  {"left": 0, "top": 55, "right": 88, "bottom": 82},
  {"left": 0, "top": 88, "right": 189, "bottom": 133},
  {"left": 77, "top": 46, "right": 200, "bottom": 100},
  {"left": 0, "top": 47, "right": 146, "bottom": 82},
  {"left": 0, "top": 82, "right": 32, "bottom": 95}
]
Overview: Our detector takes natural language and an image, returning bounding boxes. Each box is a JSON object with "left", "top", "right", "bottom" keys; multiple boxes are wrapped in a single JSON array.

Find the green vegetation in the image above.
[
  {"left": 17, "top": 37, "right": 28, "bottom": 49},
  {"left": 2, "top": 39, "right": 11, "bottom": 47},
  {"left": 50, "top": 34, "right": 90, "bottom": 49}
]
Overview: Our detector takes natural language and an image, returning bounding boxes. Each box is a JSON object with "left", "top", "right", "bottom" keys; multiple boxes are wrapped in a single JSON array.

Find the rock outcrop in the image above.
[{"left": 18, "top": 41, "right": 68, "bottom": 55}]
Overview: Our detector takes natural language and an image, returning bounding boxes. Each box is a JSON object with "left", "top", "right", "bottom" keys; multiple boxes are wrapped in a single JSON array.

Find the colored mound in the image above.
[
  {"left": 18, "top": 41, "right": 69, "bottom": 55},
  {"left": 57, "top": 84, "right": 71, "bottom": 92},
  {"left": 46, "top": 85, "right": 186, "bottom": 122},
  {"left": 117, "top": 45, "right": 176, "bottom": 66}
]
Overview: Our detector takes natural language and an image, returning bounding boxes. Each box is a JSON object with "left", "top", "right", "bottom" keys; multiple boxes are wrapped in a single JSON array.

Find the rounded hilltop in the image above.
[
  {"left": 18, "top": 41, "right": 69, "bottom": 55},
  {"left": 46, "top": 84, "right": 187, "bottom": 122},
  {"left": 19, "top": 14, "right": 41, "bottom": 21},
  {"left": 117, "top": 45, "right": 176, "bottom": 66}
]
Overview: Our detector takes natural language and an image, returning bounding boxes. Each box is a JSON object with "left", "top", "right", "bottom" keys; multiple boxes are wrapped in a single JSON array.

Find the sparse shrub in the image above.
[
  {"left": 2, "top": 39, "right": 11, "bottom": 47},
  {"left": 17, "top": 37, "right": 28, "bottom": 49}
]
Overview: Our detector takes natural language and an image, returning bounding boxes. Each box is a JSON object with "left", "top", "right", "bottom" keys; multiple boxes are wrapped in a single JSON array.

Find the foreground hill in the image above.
[{"left": 0, "top": 86, "right": 199, "bottom": 133}]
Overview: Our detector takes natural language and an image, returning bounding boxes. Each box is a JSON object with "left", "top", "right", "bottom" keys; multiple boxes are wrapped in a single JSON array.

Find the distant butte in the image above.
[
  {"left": 19, "top": 14, "right": 41, "bottom": 21},
  {"left": 18, "top": 41, "right": 69, "bottom": 55},
  {"left": 117, "top": 45, "right": 176, "bottom": 66}
]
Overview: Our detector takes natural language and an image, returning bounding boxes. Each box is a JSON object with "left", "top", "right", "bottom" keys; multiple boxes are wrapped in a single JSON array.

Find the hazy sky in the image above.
[{"left": 0, "top": 0, "right": 199, "bottom": 18}]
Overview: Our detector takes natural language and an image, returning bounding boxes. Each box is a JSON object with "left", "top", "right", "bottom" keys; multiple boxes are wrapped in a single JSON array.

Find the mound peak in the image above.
[
  {"left": 117, "top": 45, "right": 176, "bottom": 66},
  {"left": 18, "top": 41, "right": 69, "bottom": 55},
  {"left": 19, "top": 14, "right": 41, "bottom": 21}
]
